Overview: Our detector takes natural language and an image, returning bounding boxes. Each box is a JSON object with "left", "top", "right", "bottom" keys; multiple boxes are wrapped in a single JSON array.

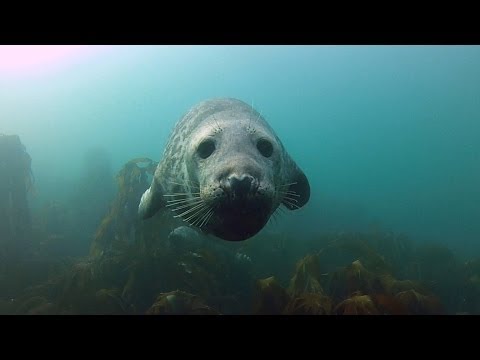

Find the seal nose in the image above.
[{"left": 226, "top": 174, "right": 254, "bottom": 198}]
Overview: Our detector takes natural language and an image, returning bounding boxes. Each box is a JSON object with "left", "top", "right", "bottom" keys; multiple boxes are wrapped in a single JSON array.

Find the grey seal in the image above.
[{"left": 139, "top": 98, "right": 310, "bottom": 241}]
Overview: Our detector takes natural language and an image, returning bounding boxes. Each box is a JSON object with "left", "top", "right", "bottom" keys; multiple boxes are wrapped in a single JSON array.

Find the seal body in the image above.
[{"left": 139, "top": 98, "right": 310, "bottom": 241}]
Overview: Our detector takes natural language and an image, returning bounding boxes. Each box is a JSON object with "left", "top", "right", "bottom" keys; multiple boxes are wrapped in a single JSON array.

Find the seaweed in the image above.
[
  {"left": 334, "top": 293, "right": 380, "bottom": 315},
  {"left": 90, "top": 158, "right": 158, "bottom": 257},
  {"left": 0, "top": 134, "right": 34, "bottom": 263},
  {"left": 253, "top": 276, "right": 290, "bottom": 315},
  {"left": 288, "top": 254, "right": 324, "bottom": 296},
  {"left": 329, "top": 260, "right": 378, "bottom": 302},
  {"left": 377, "top": 274, "right": 428, "bottom": 297},
  {"left": 146, "top": 290, "right": 220, "bottom": 315},
  {"left": 370, "top": 294, "right": 408, "bottom": 315},
  {"left": 284, "top": 293, "right": 333, "bottom": 315},
  {"left": 1, "top": 149, "right": 477, "bottom": 318},
  {"left": 395, "top": 289, "right": 444, "bottom": 315}
]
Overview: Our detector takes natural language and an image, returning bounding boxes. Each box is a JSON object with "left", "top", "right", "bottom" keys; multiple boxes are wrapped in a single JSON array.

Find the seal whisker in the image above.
[
  {"left": 190, "top": 211, "right": 208, "bottom": 228},
  {"left": 167, "top": 180, "right": 200, "bottom": 189},
  {"left": 256, "top": 111, "right": 262, "bottom": 122},
  {"left": 196, "top": 207, "right": 214, "bottom": 228},
  {"left": 163, "top": 193, "right": 201, "bottom": 197},
  {"left": 201, "top": 208, "right": 215, "bottom": 228},
  {"left": 189, "top": 205, "right": 211, "bottom": 226},
  {"left": 282, "top": 198, "right": 299, "bottom": 205},
  {"left": 166, "top": 194, "right": 201, "bottom": 200},
  {"left": 181, "top": 178, "right": 201, "bottom": 187},
  {"left": 179, "top": 210, "right": 204, "bottom": 226},
  {"left": 279, "top": 194, "right": 301, "bottom": 199},
  {"left": 276, "top": 191, "right": 301, "bottom": 197},
  {"left": 166, "top": 198, "right": 201, "bottom": 205},
  {"left": 168, "top": 203, "right": 200, "bottom": 210},
  {"left": 183, "top": 204, "right": 210, "bottom": 223},
  {"left": 200, "top": 203, "right": 219, "bottom": 228},
  {"left": 171, "top": 191, "right": 201, "bottom": 195},
  {"left": 208, "top": 120, "right": 221, "bottom": 136},
  {"left": 282, "top": 199, "right": 301, "bottom": 209},
  {"left": 249, "top": 101, "right": 253, "bottom": 129},
  {"left": 203, "top": 209, "right": 215, "bottom": 227},
  {"left": 164, "top": 196, "right": 201, "bottom": 202},
  {"left": 168, "top": 200, "right": 204, "bottom": 211},
  {"left": 172, "top": 203, "right": 203, "bottom": 218},
  {"left": 278, "top": 182, "right": 298, "bottom": 188},
  {"left": 173, "top": 202, "right": 206, "bottom": 218},
  {"left": 282, "top": 196, "right": 299, "bottom": 203},
  {"left": 212, "top": 114, "right": 223, "bottom": 133},
  {"left": 165, "top": 194, "right": 201, "bottom": 200}
]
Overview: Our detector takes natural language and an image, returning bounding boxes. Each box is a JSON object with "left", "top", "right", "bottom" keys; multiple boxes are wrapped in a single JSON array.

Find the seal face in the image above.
[{"left": 139, "top": 98, "right": 310, "bottom": 241}]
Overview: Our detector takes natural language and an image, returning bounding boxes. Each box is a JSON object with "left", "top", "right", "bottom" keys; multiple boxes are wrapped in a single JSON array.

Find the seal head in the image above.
[{"left": 139, "top": 98, "right": 310, "bottom": 241}]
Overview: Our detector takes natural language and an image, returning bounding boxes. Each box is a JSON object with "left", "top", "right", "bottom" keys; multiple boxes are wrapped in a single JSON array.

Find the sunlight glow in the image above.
[{"left": 0, "top": 45, "right": 98, "bottom": 74}]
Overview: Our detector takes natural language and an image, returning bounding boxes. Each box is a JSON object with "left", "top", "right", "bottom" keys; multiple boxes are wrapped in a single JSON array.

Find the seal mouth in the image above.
[
  {"left": 217, "top": 197, "right": 271, "bottom": 214},
  {"left": 199, "top": 176, "right": 274, "bottom": 241},
  {"left": 207, "top": 197, "right": 272, "bottom": 241}
]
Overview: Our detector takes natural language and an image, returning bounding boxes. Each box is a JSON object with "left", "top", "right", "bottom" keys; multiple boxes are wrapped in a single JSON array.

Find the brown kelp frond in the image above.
[
  {"left": 335, "top": 237, "right": 392, "bottom": 275},
  {"left": 329, "top": 260, "right": 378, "bottom": 302},
  {"left": 334, "top": 293, "right": 380, "bottom": 315},
  {"left": 253, "top": 276, "right": 291, "bottom": 315},
  {"left": 284, "top": 293, "right": 333, "bottom": 315},
  {"left": 315, "top": 233, "right": 393, "bottom": 277},
  {"left": 378, "top": 274, "right": 430, "bottom": 297},
  {"left": 288, "top": 254, "right": 324, "bottom": 296},
  {"left": 395, "top": 289, "right": 444, "bottom": 315},
  {"left": 146, "top": 290, "right": 220, "bottom": 315}
]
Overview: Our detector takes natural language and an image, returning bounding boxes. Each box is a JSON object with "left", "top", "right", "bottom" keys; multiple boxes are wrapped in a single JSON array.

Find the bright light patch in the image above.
[{"left": 0, "top": 45, "right": 98, "bottom": 74}]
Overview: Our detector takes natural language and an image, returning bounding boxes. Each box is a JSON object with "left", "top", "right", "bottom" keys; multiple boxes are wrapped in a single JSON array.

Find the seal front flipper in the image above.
[{"left": 138, "top": 182, "right": 165, "bottom": 219}]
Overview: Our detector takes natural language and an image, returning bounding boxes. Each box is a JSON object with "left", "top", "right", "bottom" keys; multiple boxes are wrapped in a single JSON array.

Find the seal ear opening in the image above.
[{"left": 282, "top": 166, "right": 310, "bottom": 211}]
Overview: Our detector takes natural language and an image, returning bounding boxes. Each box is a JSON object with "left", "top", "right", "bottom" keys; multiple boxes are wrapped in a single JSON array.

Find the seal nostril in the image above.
[{"left": 228, "top": 175, "right": 253, "bottom": 196}]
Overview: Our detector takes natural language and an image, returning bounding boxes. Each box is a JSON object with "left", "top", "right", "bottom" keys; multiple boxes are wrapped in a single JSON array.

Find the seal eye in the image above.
[
  {"left": 197, "top": 139, "right": 216, "bottom": 159},
  {"left": 257, "top": 139, "right": 273, "bottom": 158}
]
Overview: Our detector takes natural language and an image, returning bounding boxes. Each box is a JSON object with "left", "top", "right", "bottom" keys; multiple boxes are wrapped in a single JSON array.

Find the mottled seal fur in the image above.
[{"left": 139, "top": 98, "right": 310, "bottom": 241}]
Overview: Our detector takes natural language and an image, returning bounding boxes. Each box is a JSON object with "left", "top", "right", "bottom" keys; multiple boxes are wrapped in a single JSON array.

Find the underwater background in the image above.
[{"left": 1, "top": 45, "right": 479, "bottom": 315}]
